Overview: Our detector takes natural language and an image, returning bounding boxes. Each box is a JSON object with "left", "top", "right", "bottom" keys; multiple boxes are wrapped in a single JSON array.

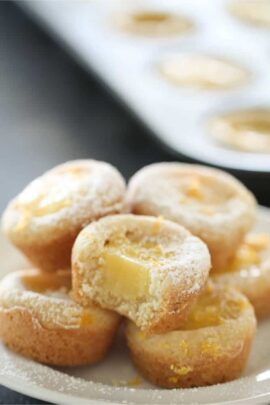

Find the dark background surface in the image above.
[{"left": 0, "top": 1, "right": 269, "bottom": 404}]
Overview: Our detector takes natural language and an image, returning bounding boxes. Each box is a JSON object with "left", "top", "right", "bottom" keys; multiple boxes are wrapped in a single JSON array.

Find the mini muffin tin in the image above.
[{"left": 19, "top": 0, "right": 270, "bottom": 172}]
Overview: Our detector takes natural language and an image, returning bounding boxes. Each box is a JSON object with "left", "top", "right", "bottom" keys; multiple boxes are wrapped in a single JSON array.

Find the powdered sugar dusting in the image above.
[
  {"left": 3, "top": 160, "right": 126, "bottom": 241},
  {"left": 0, "top": 211, "right": 270, "bottom": 404},
  {"left": 127, "top": 162, "right": 256, "bottom": 239},
  {"left": 0, "top": 271, "right": 92, "bottom": 329}
]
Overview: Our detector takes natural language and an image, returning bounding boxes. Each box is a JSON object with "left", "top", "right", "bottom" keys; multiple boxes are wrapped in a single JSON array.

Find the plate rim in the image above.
[{"left": 1, "top": 371, "right": 270, "bottom": 405}]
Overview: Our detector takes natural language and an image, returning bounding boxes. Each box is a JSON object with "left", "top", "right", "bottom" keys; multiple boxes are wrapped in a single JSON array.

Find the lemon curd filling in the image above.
[
  {"left": 180, "top": 286, "right": 244, "bottom": 330},
  {"left": 178, "top": 176, "right": 227, "bottom": 215},
  {"left": 221, "top": 233, "right": 270, "bottom": 274},
  {"left": 22, "top": 197, "right": 71, "bottom": 218},
  {"left": 14, "top": 167, "right": 91, "bottom": 231},
  {"left": 185, "top": 178, "right": 203, "bottom": 200},
  {"left": 80, "top": 308, "right": 93, "bottom": 327},
  {"left": 102, "top": 252, "right": 150, "bottom": 300},
  {"left": 22, "top": 272, "right": 71, "bottom": 293},
  {"left": 179, "top": 176, "right": 204, "bottom": 204},
  {"left": 101, "top": 237, "right": 169, "bottom": 301},
  {"left": 15, "top": 192, "right": 72, "bottom": 231}
]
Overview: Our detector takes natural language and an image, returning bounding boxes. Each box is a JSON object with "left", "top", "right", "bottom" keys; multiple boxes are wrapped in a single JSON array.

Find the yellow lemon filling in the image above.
[
  {"left": 181, "top": 286, "right": 245, "bottom": 329},
  {"left": 179, "top": 177, "right": 204, "bottom": 203},
  {"left": 221, "top": 233, "right": 270, "bottom": 274},
  {"left": 14, "top": 166, "right": 91, "bottom": 231},
  {"left": 24, "top": 197, "right": 72, "bottom": 220},
  {"left": 200, "top": 338, "right": 221, "bottom": 357},
  {"left": 170, "top": 364, "right": 193, "bottom": 376},
  {"left": 101, "top": 236, "right": 170, "bottom": 301},
  {"left": 179, "top": 176, "right": 222, "bottom": 216},
  {"left": 246, "top": 233, "right": 270, "bottom": 249},
  {"left": 15, "top": 195, "right": 71, "bottom": 231},
  {"left": 102, "top": 251, "right": 150, "bottom": 300},
  {"left": 22, "top": 272, "right": 71, "bottom": 293},
  {"left": 185, "top": 178, "right": 203, "bottom": 200},
  {"left": 80, "top": 308, "right": 93, "bottom": 327}
]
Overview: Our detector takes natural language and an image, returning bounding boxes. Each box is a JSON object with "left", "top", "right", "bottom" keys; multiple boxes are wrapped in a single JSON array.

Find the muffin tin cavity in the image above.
[{"left": 209, "top": 108, "right": 270, "bottom": 153}]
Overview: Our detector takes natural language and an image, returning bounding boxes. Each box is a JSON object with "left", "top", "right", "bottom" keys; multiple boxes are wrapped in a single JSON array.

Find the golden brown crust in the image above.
[
  {"left": 0, "top": 308, "right": 117, "bottom": 366},
  {"left": 10, "top": 231, "right": 76, "bottom": 273},
  {"left": 125, "top": 285, "right": 256, "bottom": 388},
  {"left": 145, "top": 286, "right": 195, "bottom": 334},
  {"left": 72, "top": 214, "right": 211, "bottom": 334},
  {"left": 0, "top": 269, "right": 121, "bottom": 366},
  {"left": 245, "top": 284, "right": 270, "bottom": 319},
  {"left": 2, "top": 160, "right": 126, "bottom": 271},
  {"left": 128, "top": 333, "right": 254, "bottom": 388}
]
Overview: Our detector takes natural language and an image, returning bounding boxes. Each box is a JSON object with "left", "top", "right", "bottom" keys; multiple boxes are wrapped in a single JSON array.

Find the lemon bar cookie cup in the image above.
[
  {"left": 126, "top": 162, "right": 256, "bottom": 270},
  {"left": 72, "top": 214, "right": 211, "bottom": 334},
  {"left": 126, "top": 283, "right": 256, "bottom": 388},
  {"left": 0, "top": 269, "right": 121, "bottom": 366},
  {"left": 2, "top": 160, "right": 126, "bottom": 271}
]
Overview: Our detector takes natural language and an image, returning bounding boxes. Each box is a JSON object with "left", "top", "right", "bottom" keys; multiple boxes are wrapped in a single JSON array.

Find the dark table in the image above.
[{"left": 0, "top": 1, "right": 269, "bottom": 404}]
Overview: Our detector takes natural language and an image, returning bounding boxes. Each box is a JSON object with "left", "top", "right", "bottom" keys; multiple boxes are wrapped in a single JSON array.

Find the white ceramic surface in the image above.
[
  {"left": 18, "top": 0, "right": 270, "bottom": 172},
  {"left": 0, "top": 207, "right": 270, "bottom": 404}
]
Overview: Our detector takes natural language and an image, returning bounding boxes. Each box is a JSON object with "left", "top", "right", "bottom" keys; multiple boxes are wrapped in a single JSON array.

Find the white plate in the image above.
[
  {"left": 17, "top": 0, "right": 270, "bottom": 172},
  {"left": 0, "top": 207, "right": 270, "bottom": 404}
]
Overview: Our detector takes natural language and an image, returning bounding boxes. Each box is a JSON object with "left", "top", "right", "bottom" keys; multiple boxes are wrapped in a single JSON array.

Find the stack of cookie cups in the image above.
[
  {"left": 0, "top": 160, "right": 259, "bottom": 389},
  {"left": 0, "top": 160, "right": 126, "bottom": 366},
  {"left": 121, "top": 162, "right": 259, "bottom": 387},
  {"left": 71, "top": 162, "right": 258, "bottom": 388}
]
